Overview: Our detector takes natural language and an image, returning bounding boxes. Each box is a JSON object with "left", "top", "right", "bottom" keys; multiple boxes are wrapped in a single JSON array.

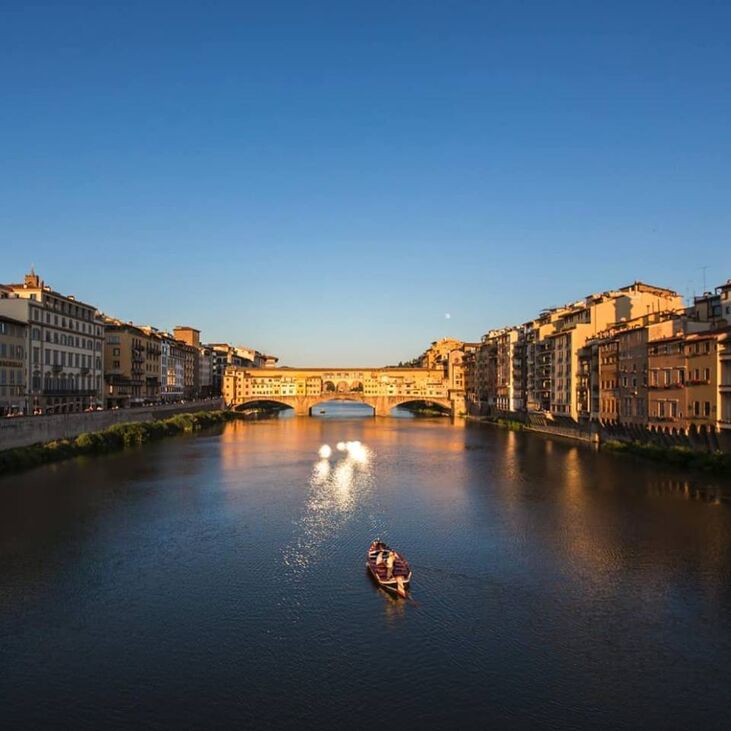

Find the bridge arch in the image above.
[
  {"left": 310, "top": 395, "right": 377, "bottom": 412},
  {"left": 234, "top": 398, "right": 295, "bottom": 413},
  {"left": 389, "top": 398, "right": 452, "bottom": 416}
]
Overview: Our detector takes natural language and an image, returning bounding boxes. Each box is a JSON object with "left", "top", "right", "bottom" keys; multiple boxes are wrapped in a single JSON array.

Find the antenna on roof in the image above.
[{"left": 700, "top": 265, "right": 709, "bottom": 295}]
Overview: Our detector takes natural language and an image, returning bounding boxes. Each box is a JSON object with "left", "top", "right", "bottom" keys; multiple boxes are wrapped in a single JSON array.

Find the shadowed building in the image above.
[
  {"left": 103, "top": 319, "right": 162, "bottom": 408},
  {"left": 0, "top": 313, "right": 28, "bottom": 416}
]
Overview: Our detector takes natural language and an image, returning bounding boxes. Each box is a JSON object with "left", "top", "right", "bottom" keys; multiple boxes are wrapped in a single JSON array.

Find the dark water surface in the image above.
[{"left": 2, "top": 405, "right": 731, "bottom": 729}]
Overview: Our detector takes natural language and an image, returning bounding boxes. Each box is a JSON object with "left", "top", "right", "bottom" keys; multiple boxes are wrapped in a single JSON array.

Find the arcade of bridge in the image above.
[{"left": 223, "top": 367, "right": 463, "bottom": 416}]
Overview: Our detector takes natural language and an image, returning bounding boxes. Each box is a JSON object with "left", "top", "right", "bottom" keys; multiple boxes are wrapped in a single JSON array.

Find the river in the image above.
[{"left": 1, "top": 403, "right": 731, "bottom": 729}]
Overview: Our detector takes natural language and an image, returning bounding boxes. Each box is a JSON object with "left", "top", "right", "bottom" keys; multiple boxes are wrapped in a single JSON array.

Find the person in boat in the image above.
[{"left": 386, "top": 551, "right": 395, "bottom": 579}]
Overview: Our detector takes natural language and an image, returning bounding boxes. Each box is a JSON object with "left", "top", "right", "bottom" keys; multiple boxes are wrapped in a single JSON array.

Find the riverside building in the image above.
[
  {"left": 173, "top": 326, "right": 202, "bottom": 400},
  {"left": 103, "top": 319, "right": 162, "bottom": 408},
  {"left": 467, "top": 282, "right": 685, "bottom": 422},
  {"left": 0, "top": 271, "right": 104, "bottom": 414},
  {"left": 0, "top": 313, "right": 28, "bottom": 416}
]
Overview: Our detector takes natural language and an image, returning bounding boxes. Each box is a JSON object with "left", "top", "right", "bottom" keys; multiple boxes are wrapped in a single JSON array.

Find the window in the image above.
[{"left": 704, "top": 402, "right": 711, "bottom": 417}]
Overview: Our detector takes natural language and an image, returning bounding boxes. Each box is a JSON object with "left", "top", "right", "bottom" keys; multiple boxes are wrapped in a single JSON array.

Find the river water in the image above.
[{"left": 1, "top": 404, "right": 731, "bottom": 729}]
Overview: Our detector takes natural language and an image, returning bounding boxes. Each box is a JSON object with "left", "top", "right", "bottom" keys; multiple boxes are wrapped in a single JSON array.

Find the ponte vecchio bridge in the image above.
[{"left": 223, "top": 367, "right": 464, "bottom": 416}]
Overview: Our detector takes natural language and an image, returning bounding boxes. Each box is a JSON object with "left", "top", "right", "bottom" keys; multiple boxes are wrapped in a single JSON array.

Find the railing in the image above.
[{"left": 43, "top": 389, "right": 98, "bottom": 396}]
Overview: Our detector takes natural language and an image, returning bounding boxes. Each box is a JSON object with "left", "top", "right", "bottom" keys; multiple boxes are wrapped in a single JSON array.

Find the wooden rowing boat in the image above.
[{"left": 366, "top": 540, "right": 412, "bottom": 598}]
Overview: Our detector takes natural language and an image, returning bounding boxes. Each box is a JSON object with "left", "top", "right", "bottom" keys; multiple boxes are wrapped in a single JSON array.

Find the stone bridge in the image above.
[{"left": 223, "top": 367, "right": 463, "bottom": 416}]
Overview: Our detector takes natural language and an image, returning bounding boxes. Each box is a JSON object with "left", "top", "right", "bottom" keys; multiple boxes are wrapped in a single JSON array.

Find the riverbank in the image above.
[
  {"left": 0, "top": 410, "right": 235, "bottom": 475},
  {"left": 603, "top": 439, "right": 731, "bottom": 475},
  {"left": 468, "top": 415, "right": 731, "bottom": 475},
  {"left": 0, "top": 399, "right": 224, "bottom": 451},
  {"left": 466, "top": 414, "right": 597, "bottom": 442}
]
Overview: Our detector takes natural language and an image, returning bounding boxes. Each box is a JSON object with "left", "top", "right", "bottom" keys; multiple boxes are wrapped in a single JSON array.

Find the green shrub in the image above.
[
  {"left": 602, "top": 439, "right": 731, "bottom": 475},
  {"left": 0, "top": 409, "right": 233, "bottom": 475}
]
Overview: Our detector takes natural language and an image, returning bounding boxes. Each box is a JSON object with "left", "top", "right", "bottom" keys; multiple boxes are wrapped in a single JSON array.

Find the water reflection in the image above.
[
  {"left": 282, "top": 442, "right": 373, "bottom": 578},
  {"left": 377, "top": 582, "right": 407, "bottom": 623},
  {"left": 3, "top": 413, "right": 731, "bottom": 730}
]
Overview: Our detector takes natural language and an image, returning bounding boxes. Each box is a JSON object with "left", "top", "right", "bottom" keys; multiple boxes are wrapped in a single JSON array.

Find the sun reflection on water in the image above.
[{"left": 281, "top": 441, "right": 374, "bottom": 578}]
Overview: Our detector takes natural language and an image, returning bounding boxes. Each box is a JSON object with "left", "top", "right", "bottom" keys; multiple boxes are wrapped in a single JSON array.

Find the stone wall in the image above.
[
  {"left": 0, "top": 400, "right": 224, "bottom": 451},
  {"left": 466, "top": 402, "right": 731, "bottom": 452}
]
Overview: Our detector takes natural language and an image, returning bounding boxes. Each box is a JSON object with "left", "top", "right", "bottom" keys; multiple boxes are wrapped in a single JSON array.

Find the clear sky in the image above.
[{"left": 2, "top": 1, "right": 729, "bottom": 365}]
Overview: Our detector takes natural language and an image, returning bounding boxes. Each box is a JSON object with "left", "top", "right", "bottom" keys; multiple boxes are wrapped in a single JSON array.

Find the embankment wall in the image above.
[
  {"left": 466, "top": 402, "right": 731, "bottom": 452},
  {"left": 0, "top": 400, "right": 224, "bottom": 451}
]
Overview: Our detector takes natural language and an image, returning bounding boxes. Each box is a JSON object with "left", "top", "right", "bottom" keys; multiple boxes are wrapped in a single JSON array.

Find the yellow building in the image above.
[
  {"left": 543, "top": 283, "right": 683, "bottom": 420},
  {"left": 420, "top": 338, "right": 466, "bottom": 369}
]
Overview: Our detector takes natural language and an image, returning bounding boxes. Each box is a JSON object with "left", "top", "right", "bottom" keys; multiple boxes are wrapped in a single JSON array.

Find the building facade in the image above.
[
  {"left": 0, "top": 272, "right": 104, "bottom": 414},
  {"left": 0, "top": 314, "right": 28, "bottom": 416},
  {"left": 103, "top": 320, "right": 161, "bottom": 408}
]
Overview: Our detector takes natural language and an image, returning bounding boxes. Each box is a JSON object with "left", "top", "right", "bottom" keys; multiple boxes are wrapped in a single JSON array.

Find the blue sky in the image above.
[{"left": 2, "top": 1, "right": 729, "bottom": 365}]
